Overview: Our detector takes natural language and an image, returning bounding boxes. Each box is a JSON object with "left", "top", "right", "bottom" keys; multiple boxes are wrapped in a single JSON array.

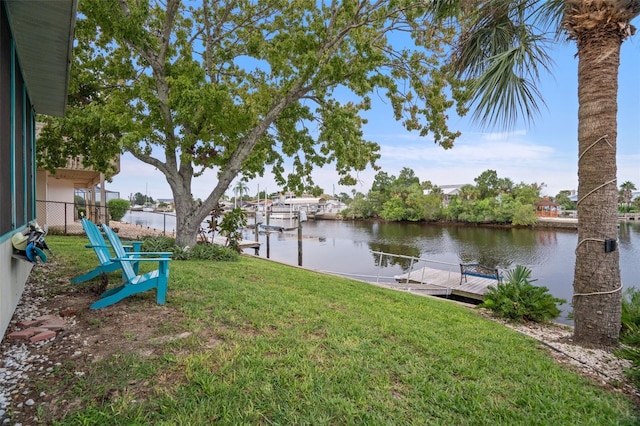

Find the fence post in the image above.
[
  {"left": 376, "top": 252, "right": 383, "bottom": 283},
  {"left": 64, "top": 201, "right": 68, "bottom": 234},
  {"left": 406, "top": 257, "right": 415, "bottom": 284}
]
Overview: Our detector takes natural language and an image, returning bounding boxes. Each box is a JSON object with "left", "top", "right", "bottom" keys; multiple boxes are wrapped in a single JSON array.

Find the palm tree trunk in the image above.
[{"left": 572, "top": 29, "right": 623, "bottom": 347}]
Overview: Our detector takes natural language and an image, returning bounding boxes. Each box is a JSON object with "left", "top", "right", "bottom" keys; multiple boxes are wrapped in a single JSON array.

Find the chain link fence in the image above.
[
  {"left": 36, "top": 200, "right": 176, "bottom": 236},
  {"left": 36, "top": 200, "right": 109, "bottom": 235}
]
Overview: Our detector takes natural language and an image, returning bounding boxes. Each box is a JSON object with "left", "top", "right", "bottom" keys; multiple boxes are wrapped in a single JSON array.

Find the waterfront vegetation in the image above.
[
  {"left": 341, "top": 168, "right": 639, "bottom": 225},
  {"left": 26, "top": 236, "right": 639, "bottom": 424},
  {"left": 343, "top": 168, "right": 549, "bottom": 225}
]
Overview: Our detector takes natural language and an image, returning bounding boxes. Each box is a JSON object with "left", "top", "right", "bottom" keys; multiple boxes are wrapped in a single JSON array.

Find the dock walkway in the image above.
[{"left": 392, "top": 267, "right": 500, "bottom": 302}]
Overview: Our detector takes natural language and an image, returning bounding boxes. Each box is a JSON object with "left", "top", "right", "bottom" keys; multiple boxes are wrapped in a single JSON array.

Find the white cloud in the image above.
[
  {"left": 108, "top": 127, "right": 634, "bottom": 203},
  {"left": 481, "top": 129, "right": 528, "bottom": 141}
]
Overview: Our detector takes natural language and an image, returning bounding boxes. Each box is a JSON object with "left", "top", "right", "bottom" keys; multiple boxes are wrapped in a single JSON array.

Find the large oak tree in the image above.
[{"left": 38, "top": 0, "right": 468, "bottom": 247}]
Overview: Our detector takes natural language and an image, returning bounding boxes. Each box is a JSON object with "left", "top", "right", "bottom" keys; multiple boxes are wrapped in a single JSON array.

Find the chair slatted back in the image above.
[
  {"left": 101, "top": 224, "right": 137, "bottom": 281},
  {"left": 82, "top": 218, "right": 112, "bottom": 265}
]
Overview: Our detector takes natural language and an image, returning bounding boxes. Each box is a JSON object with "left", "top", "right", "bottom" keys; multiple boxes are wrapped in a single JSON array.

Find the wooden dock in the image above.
[{"left": 393, "top": 267, "right": 500, "bottom": 302}]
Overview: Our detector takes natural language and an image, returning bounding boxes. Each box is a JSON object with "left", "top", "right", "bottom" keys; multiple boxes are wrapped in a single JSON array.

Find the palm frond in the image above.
[
  {"left": 533, "top": 0, "right": 566, "bottom": 40},
  {"left": 452, "top": 0, "right": 555, "bottom": 129},
  {"left": 468, "top": 31, "right": 553, "bottom": 128}
]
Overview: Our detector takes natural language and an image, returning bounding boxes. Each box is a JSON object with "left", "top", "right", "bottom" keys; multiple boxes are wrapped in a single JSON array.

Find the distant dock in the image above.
[
  {"left": 391, "top": 267, "right": 499, "bottom": 302},
  {"left": 212, "top": 236, "right": 260, "bottom": 249},
  {"left": 535, "top": 214, "right": 640, "bottom": 230}
]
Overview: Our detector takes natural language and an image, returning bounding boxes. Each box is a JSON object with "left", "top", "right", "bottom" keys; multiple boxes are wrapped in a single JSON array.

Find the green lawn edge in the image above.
[{"left": 32, "top": 236, "right": 640, "bottom": 425}]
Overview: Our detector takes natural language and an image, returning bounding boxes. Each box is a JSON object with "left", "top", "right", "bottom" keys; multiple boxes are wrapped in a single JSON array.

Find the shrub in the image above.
[
  {"left": 621, "top": 288, "right": 640, "bottom": 344},
  {"left": 107, "top": 199, "right": 131, "bottom": 221},
  {"left": 141, "top": 236, "right": 239, "bottom": 261},
  {"left": 181, "top": 243, "right": 240, "bottom": 261},
  {"left": 218, "top": 208, "right": 247, "bottom": 252},
  {"left": 617, "top": 288, "right": 640, "bottom": 388},
  {"left": 480, "top": 265, "right": 566, "bottom": 323},
  {"left": 142, "top": 236, "right": 176, "bottom": 252},
  {"left": 511, "top": 204, "right": 538, "bottom": 226}
]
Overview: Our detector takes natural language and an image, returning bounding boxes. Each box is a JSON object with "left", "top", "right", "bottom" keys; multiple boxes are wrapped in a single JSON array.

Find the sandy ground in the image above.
[{"left": 107, "top": 220, "right": 171, "bottom": 239}]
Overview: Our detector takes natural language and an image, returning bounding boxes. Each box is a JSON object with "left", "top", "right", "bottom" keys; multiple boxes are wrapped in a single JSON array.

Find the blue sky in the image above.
[{"left": 108, "top": 36, "right": 639, "bottom": 201}]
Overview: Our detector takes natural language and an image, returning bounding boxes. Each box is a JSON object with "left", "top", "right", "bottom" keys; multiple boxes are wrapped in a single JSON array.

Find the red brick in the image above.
[
  {"left": 29, "top": 330, "right": 56, "bottom": 343},
  {"left": 18, "top": 320, "right": 42, "bottom": 328},
  {"left": 40, "top": 321, "right": 66, "bottom": 331},
  {"left": 35, "top": 314, "right": 57, "bottom": 322},
  {"left": 7, "top": 329, "right": 37, "bottom": 340}
]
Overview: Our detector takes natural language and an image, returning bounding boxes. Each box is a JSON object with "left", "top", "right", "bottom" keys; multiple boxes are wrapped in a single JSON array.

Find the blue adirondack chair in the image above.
[
  {"left": 71, "top": 218, "right": 141, "bottom": 284},
  {"left": 90, "top": 223, "right": 172, "bottom": 309}
]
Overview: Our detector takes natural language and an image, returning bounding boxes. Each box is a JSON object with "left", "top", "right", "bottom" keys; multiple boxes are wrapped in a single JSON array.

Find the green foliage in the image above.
[
  {"left": 337, "top": 192, "right": 352, "bottom": 204},
  {"left": 141, "top": 236, "right": 176, "bottom": 252},
  {"left": 480, "top": 265, "right": 565, "bottom": 323},
  {"left": 173, "top": 243, "right": 240, "bottom": 262},
  {"left": 131, "top": 192, "right": 154, "bottom": 206},
  {"left": 617, "top": 288, "right": 640, "bottom": 388},
  {"left": 554, "top": 190, "right": 576, "bottom": 211},
  {"left": 346, "top": 167, "right": 545, "bottom": 225},
  {"left": 474, "top": 170, "right": 512, "bottom": 199},
  {"left": 380, "top": 198, "right": 406, "bottom": 221},
  {"left": 621, "top": 288, "right": 640, "bottom": 344},
  {"left": 199, "top": 204, "right": 224, "bottom": 241},
  {"left": 511, "top": 203, "right": 537, "bottom": 226},
  {"left": 619, "top": 181, "right": 637, "bottom": 207},
  {"left": 38, "top": 1, "right": 468, "bottom": 246},
  {"left": 342, "top": 193, "right": 374, "bottom": 219},
  {"left": 141, "top": 236, "right": 239, "bottom": 261},
  {"left": 421, "top": 192, "right": 444, "bottom": 221},
  {"left": 30, "top": 236, "right": 640, "bottom": 424},
  {"left": 218, "top": 208, "right": 248, "bottom": 253},
  {"left": 511, "top": 183, "right": 542, "bottom": 205},
  {"left": 107, "top": 199, "right": 131, "bottom": 222},
  {"left": 74, "top": 195, "right": 86, "bottom": 207}
]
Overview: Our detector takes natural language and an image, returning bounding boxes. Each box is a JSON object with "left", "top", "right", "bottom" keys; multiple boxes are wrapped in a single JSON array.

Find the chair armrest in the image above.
[
  {"left": 121, "top": 251, "right": 173, "bottom": 257},
  {"left": 123, "top": 241, "right": 143, "bottom": 252},
  {"left": 85, "top": 244, "right": 110, "bottom": 249},
  {"left": 112, "top": 257, "right": 171, "bottom": 263}
]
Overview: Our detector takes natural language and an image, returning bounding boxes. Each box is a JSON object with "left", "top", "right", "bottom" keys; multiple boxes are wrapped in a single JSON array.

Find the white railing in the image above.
[{"left": 371, "top": 251, "right": 458, "bottom": 284}]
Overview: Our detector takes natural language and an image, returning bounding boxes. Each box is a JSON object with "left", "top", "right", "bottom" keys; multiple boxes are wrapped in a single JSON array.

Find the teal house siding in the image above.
[{"left": 0, "top": 0, "right": 76, "bottom": 339}]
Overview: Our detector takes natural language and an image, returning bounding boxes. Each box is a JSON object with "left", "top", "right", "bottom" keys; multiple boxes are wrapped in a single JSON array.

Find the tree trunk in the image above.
[
  {"left": 572, "top": 29, "right": 623, "bottom": 347},
  {"left": 173, "top": 192, "right": 200, "bottom": 247}
]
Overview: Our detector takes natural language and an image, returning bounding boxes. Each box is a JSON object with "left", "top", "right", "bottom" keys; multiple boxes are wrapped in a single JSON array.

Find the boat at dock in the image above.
[{"left": 245, "top": 224, "right": 298, "bottom": 233}]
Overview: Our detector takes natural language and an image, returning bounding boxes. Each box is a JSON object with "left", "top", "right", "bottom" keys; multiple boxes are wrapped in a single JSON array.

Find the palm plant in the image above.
[
  {"left": 619, "top": 181, "right": 637, "bottom": 207},
  {"left": 431, "top": 0, "right": 639, "bottom": 346},
  {"left": 233, "top": 181, "right": 249, "bottom": 208},
  {"left": 481, "top": 265, "right": 565, "bottom": 323}
]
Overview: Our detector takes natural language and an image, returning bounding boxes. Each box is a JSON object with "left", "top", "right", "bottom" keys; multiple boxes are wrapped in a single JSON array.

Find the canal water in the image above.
[{"left": 124, "top": 210, "right": 640, "bottom": 323}]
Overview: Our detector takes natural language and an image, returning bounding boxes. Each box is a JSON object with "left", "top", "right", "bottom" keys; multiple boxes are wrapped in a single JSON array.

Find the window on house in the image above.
[
  {"left": 0, "top": 5, "right": 11, "bottom": 236},
  {"left": 25, "top": 102, "right": 33, "bottom": 221},
  {"left": 14, "top": 62, "right": 25, "bottom": 226},
  {"left": 0, "top": 3, "right": 35, "bottom": 237}
]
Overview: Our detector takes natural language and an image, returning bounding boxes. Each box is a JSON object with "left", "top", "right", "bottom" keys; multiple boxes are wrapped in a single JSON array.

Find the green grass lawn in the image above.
[{"left": 34, "top": 236, "right": 639, "bottom": 425}]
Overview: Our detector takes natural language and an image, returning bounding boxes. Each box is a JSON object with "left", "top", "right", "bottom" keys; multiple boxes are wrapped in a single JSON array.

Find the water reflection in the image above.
[
  {"left": 253, "top": 220, "right": 640, "bottom": 323},
  {"left": 125, "top": 211, "right": 640, "bottom": 324}
]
